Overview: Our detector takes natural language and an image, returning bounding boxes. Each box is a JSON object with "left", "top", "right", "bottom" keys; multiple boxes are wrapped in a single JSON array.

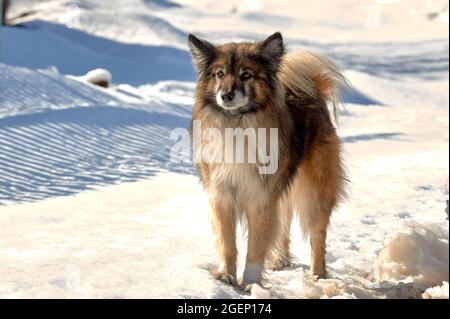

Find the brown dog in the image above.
[{"left": 188, "top": 32, "right": 347, "bottom": 289}]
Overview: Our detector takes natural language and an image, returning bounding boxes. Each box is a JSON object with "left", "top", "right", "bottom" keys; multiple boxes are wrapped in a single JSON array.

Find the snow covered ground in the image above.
[{"left": 0, "top": 0, "right": 448, "bottom": 298}]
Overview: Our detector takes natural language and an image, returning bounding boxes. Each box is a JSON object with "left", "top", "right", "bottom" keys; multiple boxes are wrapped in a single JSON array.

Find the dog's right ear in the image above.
[
  {"left": 257, "top": 32, "right": 285, "bottom": 73},
  {"left": 188, "top": 34, "right": 217, "bottom": 74}
]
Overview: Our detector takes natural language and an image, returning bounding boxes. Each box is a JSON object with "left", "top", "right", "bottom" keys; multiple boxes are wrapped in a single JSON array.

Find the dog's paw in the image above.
[
  {"left": 215, "top": 272, "right": 237, "bottom": 286},
  {"left": 309, "top": 271, "right": 326, "bottom": 281}
]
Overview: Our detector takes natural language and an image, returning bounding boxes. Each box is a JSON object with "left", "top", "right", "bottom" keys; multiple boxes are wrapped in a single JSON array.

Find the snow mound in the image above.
[
  {"left": 422, "top": 281, "right": 449, "bottom": 299},
  {"left": 79, "top": 69, "right": 112, "bottom": 88},
  {"left": 375, "top": 223, "right": 449, "bottom": 290}
]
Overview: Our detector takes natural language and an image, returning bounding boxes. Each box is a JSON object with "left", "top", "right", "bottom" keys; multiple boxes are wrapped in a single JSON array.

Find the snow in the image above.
[
  {"left": 423, "top": 281, "right": 449, "bottom": 299},
  {"left": 72, "top": 68, "right": 112, "bottom": 87},
  {"left": 375, "top": 222, "right": 449, "bottom": 290},
  {"left": 0, "top": 0, "right": 448, "bottom": 298},
  {"left": 0, "top": 63, "right": 193, "bottom": 204},
  {"left": 2, "top": 19, "right": 195, "bottom": 85}
]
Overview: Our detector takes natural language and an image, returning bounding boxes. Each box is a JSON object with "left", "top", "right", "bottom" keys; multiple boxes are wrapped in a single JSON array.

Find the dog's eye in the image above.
[
  {"left": 241, "top": 71, "right": 254, "bottom": 80},
  {"left": 216, "top": 71, "right": 225, "bottom": 79}
]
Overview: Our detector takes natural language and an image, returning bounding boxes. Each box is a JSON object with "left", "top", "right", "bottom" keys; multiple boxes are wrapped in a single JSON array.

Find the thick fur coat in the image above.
[{"left": 188, "top": 32, "right": 347, "bottom": 288}]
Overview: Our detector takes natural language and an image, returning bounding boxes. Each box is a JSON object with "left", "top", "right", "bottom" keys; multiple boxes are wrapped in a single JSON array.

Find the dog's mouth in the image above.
[{"left": 219, "top": 102, "right": 248, "bottom": 111}]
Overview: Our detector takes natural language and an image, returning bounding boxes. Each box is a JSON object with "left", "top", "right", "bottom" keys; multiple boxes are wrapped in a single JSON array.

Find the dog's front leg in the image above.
[
  {"left": 242, "top": 201, "right": 278, "bottom": 289},
  {"left": 210, "top": 192, "right": 238, "bottom": 286}
]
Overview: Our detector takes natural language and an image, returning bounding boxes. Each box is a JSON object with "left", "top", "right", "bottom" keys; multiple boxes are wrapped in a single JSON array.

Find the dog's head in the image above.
[{"left": 188, "top": 32, "right": 285, "bottom": 116}]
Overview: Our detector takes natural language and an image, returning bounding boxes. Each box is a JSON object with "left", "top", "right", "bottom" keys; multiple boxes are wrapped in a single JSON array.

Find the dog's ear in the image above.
[
  {"left": 257, "top": 32, "right": 285, "bottom": 71},
  {"left": 188, "top": 34, "right": 218, "bottom": 74}
]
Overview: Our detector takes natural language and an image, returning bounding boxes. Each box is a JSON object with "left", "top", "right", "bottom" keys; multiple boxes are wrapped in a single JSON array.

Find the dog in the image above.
[{"left": 188, "top": 32, "right": 347, "bottom": 289}]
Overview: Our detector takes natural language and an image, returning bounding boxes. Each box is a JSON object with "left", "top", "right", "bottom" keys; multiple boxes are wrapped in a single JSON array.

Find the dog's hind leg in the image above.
[
  {"left": 296, "top": 177, "right": 333, "bottom": 278},
  {"left": 295, "top": 135, "right": 345, "bottom": 279},
  {"left": 210, "top": 191, "right": 238, "bottom": 286},
  {"left": 271, "top": 197, "right": 294, "bottom": 270},
  {"left": 308, "top": 210, "right": 330, "bottom": 278}
]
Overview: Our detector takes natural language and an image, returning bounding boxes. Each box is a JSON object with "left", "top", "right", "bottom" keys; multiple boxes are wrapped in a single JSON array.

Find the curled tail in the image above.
[{"left": 278, "top": 51, "right": 348, "bottom": 123}]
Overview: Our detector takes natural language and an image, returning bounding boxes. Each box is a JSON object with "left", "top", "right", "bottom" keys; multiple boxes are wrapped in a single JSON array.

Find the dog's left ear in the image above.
[
  {"left": 188, "top": 34, "right": 218, "bottom": 74},
  {"left": 258, "top": 32, "right": 285, "bottom": 71}
]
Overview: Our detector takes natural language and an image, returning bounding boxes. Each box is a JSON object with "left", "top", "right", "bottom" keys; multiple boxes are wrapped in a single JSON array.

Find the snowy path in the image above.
[{"left": 0, "top": 0, "right": 448, "bottom": 298}]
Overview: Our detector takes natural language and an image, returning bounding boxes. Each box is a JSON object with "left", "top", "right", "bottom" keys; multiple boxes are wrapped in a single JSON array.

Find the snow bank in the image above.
[
  {"left": 422, "top": 282, "right": 449, "bottom": 299},
  {"left": 375, "top": 223, "right": 449, "bottom": 290}
]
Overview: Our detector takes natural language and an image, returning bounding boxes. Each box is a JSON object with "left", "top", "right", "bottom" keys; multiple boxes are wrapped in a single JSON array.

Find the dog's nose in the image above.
[{"left": 221, "top": 91, "right": 235, "bottom": 102}]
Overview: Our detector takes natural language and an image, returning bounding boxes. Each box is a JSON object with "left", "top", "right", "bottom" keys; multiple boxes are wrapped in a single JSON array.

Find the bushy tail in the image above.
[{"left": 279, "top": 51, "right": 348, "bottom": 123}]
